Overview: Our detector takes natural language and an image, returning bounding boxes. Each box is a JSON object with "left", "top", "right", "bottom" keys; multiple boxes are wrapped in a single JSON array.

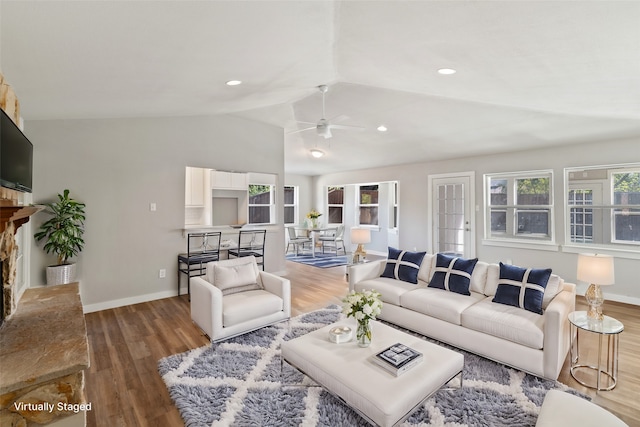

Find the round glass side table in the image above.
[{"left": 568, "top": 311, "right": 624, "bottom": 391}]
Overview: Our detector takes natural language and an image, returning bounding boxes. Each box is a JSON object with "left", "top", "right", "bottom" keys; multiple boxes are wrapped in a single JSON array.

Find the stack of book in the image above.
[{"left": 372, "top": 343, "right": 423, "bottom": 376}]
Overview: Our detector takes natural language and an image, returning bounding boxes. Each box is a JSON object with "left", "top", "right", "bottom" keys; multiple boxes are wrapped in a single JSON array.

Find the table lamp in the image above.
[
  {"left": 577, "top": 253, "right": 615, "bottom": 321},
  {"left": 350, "top": 228, "right": 371, "bottom": 263}
]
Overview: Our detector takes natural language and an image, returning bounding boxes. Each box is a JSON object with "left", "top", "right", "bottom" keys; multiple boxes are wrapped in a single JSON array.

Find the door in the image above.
[{"left": 429, "top": 173, "right": 475, "bottom": 258}]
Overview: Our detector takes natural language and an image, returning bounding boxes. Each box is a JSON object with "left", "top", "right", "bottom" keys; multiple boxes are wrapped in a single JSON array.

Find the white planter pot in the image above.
[{"left": 46, "top": 263, "right": 77, "bottom": 286}]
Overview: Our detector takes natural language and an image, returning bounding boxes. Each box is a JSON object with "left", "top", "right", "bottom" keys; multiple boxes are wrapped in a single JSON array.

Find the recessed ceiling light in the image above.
[
  {"left": 437, "top": 68, "right": 456, "bottom": 75},
  {"left": 377, "top": 125, "right": 388, "bottom": 132},
  {"left": 310, "top": 149, "right": 324, "bottom": 158},
  {"left": 226, "top": 80, "right": 242, "bottom": 86}
]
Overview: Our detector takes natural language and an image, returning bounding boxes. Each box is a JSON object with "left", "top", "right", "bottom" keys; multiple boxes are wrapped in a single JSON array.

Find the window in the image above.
[
  {"left": 392, "top": 182, "right": 398, "bottom": 229},
  {"left": 327, "top": 186, "right": 344, "bottom": 224},
  {"left": 485, "top": 171, "right": 553, "bottom": 241},
  {"left": 283, "top": 186, "right": 297, "bottom": 225},
  {"left": 358, "top": 184, "right": 379, "bottom": 226},
  {"left": 248, "top": 184, "right": 275, "bottom": 224},
  {"left": 612, "top": 170, "right": 640, "bottom": 244},
  {"left": 566, "top": 165, "right": 640, "bottom": 250}
]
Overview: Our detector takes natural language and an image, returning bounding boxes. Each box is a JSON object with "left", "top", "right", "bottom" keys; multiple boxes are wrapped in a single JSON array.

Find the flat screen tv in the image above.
[{"left": 1, "top": 108, "right": 33, "bottom": 193}]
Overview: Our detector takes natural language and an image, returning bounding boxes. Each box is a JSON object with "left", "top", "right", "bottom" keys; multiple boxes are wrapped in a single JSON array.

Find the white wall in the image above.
[
  {"left": 27, "top": 114, "right": 285, "bottom": 312},
  {"left": 315, "top": 138, "right": 640, "bottom": 305}
]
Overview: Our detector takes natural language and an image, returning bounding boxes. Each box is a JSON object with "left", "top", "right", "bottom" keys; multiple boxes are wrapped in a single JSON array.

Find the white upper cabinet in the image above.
[
  {"left": 185, "top": 167, "right": 206, "bottom": 206},
  {"left": 211, "top": 171, "right": 247, "bottom": 191}
]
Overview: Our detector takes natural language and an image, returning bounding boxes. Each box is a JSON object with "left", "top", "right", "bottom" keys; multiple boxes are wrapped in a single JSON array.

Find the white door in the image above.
[{"left": 429, "top": 173, "right": 475, "bottom": 258}]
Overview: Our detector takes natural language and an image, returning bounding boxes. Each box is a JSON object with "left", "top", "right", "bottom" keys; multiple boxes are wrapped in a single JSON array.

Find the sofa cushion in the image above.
[
  {"left": 222, "top": 289, "right": 283, "bottom": 327},
  {"left": 381, "top": 247, "right": 427, "bottom": 284},
  {"left": 461, "top": 296, "right": 545, "bottom": 349},
  {"left": 484, "top": 263, "right": 501, "bottom": 296},
  {"left": 542, "top": 274, "right": 564, "bottom": 309},
  {"left": 214, "top": 261, "right": 263, "bottom": 295},
  {"left": 492, "top": 263, "right": 551, "bottom": 315},
  {"left": 428, "top": 254, "right": 478, "bottom": 296},
  {"left": 400, "top": 287, "right": 485, "bottom": 325},
  {"left": 418, "top": 253, "right": 436, "bottom": 283},
  {"left": 355, "top": 277, "right": 416, "bottom": 306},
  {"left": 469, "top": 261, "right": 489, "bottom": 294}
]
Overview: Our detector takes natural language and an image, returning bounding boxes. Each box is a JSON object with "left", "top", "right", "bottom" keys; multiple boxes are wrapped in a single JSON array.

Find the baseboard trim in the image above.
[{"left": 83, "top": 289, "right": 177, "bottom": 314}]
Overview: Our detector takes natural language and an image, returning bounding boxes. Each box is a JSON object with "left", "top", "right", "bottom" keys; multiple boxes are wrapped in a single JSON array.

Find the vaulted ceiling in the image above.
[{"left": 2, "top": 1, "right": 639, "bottom": 175}]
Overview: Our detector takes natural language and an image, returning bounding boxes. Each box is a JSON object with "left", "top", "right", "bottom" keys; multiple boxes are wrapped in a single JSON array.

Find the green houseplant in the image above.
[{"left": 34, "top": 189, "right": 86, "bottom": 285}]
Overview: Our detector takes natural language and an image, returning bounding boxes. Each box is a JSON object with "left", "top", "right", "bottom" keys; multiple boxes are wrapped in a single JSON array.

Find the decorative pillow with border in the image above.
[
  {"left": 381, "top": 247, "right": 427, "bottom": 284},
  {"left": 492, "top": 262, "right": 552, "bottom": 314},
  {"left": 214, "top": 262, "right": 263, "bottom": 296},
  {"left": 428, "top": 253, "right": 478, "bottom": 296}
]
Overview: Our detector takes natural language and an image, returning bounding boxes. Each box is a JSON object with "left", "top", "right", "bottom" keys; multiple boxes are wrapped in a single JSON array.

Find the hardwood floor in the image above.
[{"left": 84, "top": 260, "right": 639, "bottom": 426}]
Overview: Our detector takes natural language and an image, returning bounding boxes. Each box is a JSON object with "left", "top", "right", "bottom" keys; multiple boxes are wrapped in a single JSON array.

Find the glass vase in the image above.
[{"left": 356, "top": 319, "right": 371, "bottom": 347}]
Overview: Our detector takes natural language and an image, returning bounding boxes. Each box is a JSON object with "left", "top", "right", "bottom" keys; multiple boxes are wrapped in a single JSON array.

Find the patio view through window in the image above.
[{"left": 486, "top": 171, "right": 553, "bottom": 241}]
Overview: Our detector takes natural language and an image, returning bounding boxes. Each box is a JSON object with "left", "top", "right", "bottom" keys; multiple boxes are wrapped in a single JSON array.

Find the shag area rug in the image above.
[
  {"left": 159, "top": 305, "right": 583, "bottom": 427},
  {"left": 285, "top": 253, "right": 348, "bottom": 268}
]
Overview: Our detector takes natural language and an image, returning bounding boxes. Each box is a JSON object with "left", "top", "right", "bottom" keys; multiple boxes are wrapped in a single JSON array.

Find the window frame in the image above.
[
  {"left": 357, "top": 183, "right": 380, "bottom": 227},
  {"left": 326, "top": 186, "right": 345, "bottom": 225},
  {"left": 283, "top": 185, "right": 298, "bottom": 226},
  {"left": 247, "top": 184, "right": 276, "bottom": 225},
  {"left": 484, "top": 170, "right": 554, "bottom": 244}
]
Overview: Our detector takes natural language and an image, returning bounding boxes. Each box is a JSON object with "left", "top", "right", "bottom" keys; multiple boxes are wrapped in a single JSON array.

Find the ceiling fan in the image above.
[{"left": 288, "top": 85, "right": 364, "bottom": 139}]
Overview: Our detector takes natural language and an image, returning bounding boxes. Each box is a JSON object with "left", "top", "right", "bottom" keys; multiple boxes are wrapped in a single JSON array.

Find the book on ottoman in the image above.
[{"left": 372, "top": 343, "right": 423, "bottom": 376}]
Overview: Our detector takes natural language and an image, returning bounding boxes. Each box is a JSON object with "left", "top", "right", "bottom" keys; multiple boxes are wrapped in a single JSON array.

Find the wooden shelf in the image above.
[{"left": 0, "top": 204, "right": 43, "bottom": 233}]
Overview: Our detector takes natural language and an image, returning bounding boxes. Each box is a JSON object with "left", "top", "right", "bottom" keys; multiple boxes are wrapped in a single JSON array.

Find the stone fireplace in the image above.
[{"left": 1, "top": 199, "right": 90, "bottom": 426}]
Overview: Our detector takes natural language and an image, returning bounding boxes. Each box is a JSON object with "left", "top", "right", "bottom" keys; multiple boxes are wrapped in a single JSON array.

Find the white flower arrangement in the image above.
[{"left": 342, "top": 289, "right": 383, "bottom": 323}]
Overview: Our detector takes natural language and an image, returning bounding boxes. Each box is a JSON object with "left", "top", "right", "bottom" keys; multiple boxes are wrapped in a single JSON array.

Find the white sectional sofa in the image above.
[{"left": 349, "top": 253, "right": 576, "bottom": 380}]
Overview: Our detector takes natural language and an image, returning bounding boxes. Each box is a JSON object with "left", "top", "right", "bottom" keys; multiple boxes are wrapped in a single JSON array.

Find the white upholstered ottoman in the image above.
[
  {"left": 536, "top": 390, "right": 628, "bottom": 427},
  {"left": 281, "top": 320, "right": 464, "bottom": 427}
]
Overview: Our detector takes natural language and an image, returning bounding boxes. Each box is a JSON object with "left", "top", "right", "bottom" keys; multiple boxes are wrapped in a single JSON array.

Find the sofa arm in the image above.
[
  {"left": 259, "top": 271, "right": 291, "bottom": 318},
  {"left": 542, "top": 282, "right": 576, "bottom": 379},
  {"left": 348, "top": 259, "right": 386, "bottom": 292},
  {"left": 190, "top": 276, "right": 224, "bottom": 340}
]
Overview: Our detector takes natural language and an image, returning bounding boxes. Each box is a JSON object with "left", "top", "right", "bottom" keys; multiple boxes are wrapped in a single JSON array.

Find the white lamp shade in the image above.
[
  {"left": 577, "top": 253, "right": 615, "bottom": 285},
  {"left": 350, "top": 228, "right": 371, "bottom": 244}
]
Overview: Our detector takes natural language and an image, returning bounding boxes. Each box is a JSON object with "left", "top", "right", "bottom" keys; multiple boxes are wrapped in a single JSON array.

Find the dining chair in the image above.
[
  {"left": 228, "top": 229, "right": 266, "bottom": 270},
  {"left": 319, "top": 224, "right": 346, "bottom": 255},
  {"left": 286, "top": 226, "right": 312, "bottom": 256},
  {"left": 177, "top": 231, "right": 222, "bottom": 297}
]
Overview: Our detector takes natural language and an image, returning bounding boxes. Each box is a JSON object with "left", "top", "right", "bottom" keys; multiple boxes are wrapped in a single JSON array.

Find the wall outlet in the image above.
[{"left": 159, "top": 269, "right": 166, "bottom": 278}]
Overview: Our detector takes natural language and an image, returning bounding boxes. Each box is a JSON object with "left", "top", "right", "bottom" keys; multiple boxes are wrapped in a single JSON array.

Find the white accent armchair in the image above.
[{"left": 190, "top": 256, "right": 290, "bottom": 342}]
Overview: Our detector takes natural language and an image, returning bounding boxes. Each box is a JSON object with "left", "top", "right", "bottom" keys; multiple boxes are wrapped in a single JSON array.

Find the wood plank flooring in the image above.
[{"left": 84, "top": 260, "right": 640, "bottom": 426}]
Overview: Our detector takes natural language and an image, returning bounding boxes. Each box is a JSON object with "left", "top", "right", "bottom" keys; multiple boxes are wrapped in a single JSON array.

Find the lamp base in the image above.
[
  {"left": 353, "top": 244, "right": 367, "bottom": 263},
  {"left": 585, "top": 283, "right": 604, "bottom": 321}
]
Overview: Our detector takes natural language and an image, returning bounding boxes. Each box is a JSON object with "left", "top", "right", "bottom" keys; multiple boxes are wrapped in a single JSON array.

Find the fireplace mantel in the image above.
[{"left": 0, "top": 203, "right": 43, "bottom": 234}]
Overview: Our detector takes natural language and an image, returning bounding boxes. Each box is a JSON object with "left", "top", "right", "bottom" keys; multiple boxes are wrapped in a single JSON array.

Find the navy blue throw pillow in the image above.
[
  {"left": 492, "top": 262, "right": 552, "bottom": 314},
  {"left": 381, "top": 247, "right": 426, "bottom": 284},
  {"left": 428, "top": 253, "right": 478, "bottom": 296}
]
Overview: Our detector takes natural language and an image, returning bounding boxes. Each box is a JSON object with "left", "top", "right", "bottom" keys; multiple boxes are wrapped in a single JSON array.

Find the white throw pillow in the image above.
[
  {"left": 214, "top": 262, "right": 262, "bottom": 295},
  {"left": 542, "top": 274, "right": 564, "bottom": 309}
]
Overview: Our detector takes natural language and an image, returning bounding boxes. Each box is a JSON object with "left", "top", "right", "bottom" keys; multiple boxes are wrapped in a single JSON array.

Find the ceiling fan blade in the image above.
[
  {"left": 295, "top": 121, "right": 318, "bottom": 126},
  {"left": 329, "top": 124, "right": 365, "bottom": 131},
  {"left": 286, "top": 126, "right": 316, "bottom": 135}
]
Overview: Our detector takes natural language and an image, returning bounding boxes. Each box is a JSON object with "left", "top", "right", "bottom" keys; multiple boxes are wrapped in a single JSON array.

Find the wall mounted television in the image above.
[{"left": 1, "top": 108, "right": 33, "bottom": 193}]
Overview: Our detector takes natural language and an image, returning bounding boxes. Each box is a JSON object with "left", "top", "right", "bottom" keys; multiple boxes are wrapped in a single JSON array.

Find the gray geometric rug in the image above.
[
  {"left": 158, "top": 305, "right": 584, "bottom": 427},
  {"left": 286, "top": 253, "right": 348, "bottom": 268}
]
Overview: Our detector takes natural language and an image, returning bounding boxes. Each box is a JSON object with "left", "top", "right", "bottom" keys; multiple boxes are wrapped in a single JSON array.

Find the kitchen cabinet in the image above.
[
  {"left": 211, "top": 171, "right": 247, "bottom": 190},
  {"left": 185, "top": 167, "right": 206, "bottom": 206}
]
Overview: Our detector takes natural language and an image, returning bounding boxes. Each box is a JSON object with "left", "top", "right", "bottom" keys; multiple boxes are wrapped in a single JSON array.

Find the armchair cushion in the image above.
[
  {"left": 223, "top": 289, "right": 284, "bottom": 327},
  {"left": 214, "top": 261, "right": 263, "bottom": 295}
]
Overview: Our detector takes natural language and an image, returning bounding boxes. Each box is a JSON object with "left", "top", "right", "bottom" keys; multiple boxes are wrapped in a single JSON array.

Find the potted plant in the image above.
[{"left": 34, "top": 189, "right": 86, "bottom": 285}]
